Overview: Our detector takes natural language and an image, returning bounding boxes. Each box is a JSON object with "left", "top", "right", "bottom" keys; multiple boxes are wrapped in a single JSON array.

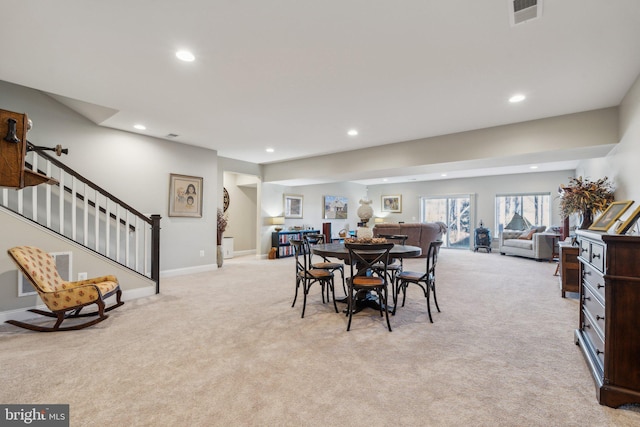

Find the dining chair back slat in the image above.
[{"left": 344, "top": 242, "right": 394, "bottom": 331}]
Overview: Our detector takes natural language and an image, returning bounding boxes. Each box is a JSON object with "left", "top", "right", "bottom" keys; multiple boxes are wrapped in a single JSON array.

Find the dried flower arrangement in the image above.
[
  {"left": 344, "top": 237, "right": 388, "bottom": 244},
  {"left": 559, "top": 176, "right": 614, "bottom": 218},
  {"left": 217, "top": 208, "right": 228, "bottom": 245}
]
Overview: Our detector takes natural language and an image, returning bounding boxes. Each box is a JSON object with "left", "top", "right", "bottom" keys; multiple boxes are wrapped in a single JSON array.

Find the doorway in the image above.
[{"left": 420, "top": 195, "right": 473, "bottom": 249}]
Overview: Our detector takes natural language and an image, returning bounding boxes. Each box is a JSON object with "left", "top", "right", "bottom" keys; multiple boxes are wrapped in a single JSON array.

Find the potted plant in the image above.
[
  {"left": 217, "top": 208, "right": 228, "bottom": 267},
  {"left": 559, "top": 176, "right": 614, "bottom": 229}
]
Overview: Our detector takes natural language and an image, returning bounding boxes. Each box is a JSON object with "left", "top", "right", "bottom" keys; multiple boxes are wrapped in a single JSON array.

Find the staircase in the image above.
[{"left": 1, "top": 144, "right": 161, "bottom": 293}]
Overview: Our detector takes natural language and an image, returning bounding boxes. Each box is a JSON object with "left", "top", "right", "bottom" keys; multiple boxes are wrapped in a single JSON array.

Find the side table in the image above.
[{"left": 558, "top": 242, "right": 579, "bottom": 298}]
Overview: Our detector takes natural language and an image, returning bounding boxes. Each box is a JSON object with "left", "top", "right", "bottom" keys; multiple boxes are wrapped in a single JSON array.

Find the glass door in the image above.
[{"left": 421, "top": 195, "right": 472, "bottom": 249}]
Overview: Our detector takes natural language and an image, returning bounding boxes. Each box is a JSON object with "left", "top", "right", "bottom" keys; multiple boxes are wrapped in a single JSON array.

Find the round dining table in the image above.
[
  {"left": 311, "top": 242, "right": 422, "bottom": 313},
  {"left": 311, "top": 242, "right": 422, "bottom": 261}
]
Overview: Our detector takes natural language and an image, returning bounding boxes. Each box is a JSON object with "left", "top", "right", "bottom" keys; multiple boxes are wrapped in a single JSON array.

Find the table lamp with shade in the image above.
[{"left": 271, "top": 216, "right": 285, "bottom": 232}]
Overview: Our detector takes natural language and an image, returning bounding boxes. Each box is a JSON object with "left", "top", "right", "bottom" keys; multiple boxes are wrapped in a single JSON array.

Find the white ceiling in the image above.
[{"left": 2, "top": 1, "right": 640, "bottom": 182}]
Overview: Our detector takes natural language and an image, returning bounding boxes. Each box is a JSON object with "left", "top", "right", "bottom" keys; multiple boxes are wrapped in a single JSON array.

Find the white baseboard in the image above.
[
  {"left": 0, "top": 285, "right": 156, "bottom": 324},
  {"left": 160, "top": 263, "right": 218, "bottom": 278}
]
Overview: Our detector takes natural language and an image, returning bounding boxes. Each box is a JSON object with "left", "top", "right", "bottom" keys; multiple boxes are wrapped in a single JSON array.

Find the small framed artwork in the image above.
[
  {"left": 589, "top": 200, "right": 634, "bottom": 231},
  {"left": 284, "top": 194, "right": 304, "bottom": 219},
  {"left": 615, "top": 204, "right": 640, "bottom": 235},
  {"left": 169, "top": 173, "right": 203, "bottom": 218},
  {"left": 323, "top": 195, "right": 348, "bottom": 219},
  {"left": 381, "top": 195, "right": 402, "bottom": 213}
]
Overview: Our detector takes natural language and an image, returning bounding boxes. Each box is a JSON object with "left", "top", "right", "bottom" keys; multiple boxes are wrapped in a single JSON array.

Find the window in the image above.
[
  {"left": 495, "top": 193, "right": 550, "bottom": 236},
  {"left": 420, "top": 195, "right": 473, "bottom": 249}
]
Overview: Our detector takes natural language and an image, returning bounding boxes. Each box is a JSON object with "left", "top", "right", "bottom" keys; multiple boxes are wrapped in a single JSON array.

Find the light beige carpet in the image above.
[{"left": 1, "top": 249, "right": 640, "bottom": 426}]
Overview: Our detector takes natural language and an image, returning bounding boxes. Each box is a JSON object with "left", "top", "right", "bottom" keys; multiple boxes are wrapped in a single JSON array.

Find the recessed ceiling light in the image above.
[
  {"left": 266, "top": 148, "right": 275, "bottom": 153},
  {"left": 441, "top": 173, "right": 447, "bottom": 177},
  {"left": 530, "top": 165, "right": 539, "bottom": 169},
  {"left": 382, "top": 178, "right": 388, "bottom": 182},
  {"left": 347, "top": 129, "right": 358, "bottom": 136},
  {"left": 176, "top": 50, "right": 195, "bottom": 62},
  {"left": 509, "top": 94, "right": 526, "bottom": 103},
  {"left": 134, "top": 124, "right": 146, "bottom": 130}
]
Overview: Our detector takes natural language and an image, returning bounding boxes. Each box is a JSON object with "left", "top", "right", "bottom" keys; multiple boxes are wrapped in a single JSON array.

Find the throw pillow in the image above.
[{"left": 518, "top": 229, "right": 536, "bottom": 240}]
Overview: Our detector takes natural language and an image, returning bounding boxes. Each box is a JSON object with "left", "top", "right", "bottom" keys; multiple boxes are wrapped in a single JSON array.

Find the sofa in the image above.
[
  {"left": 499, "top": 226, "right": 554, "bottom": 261},
  {"left": 373, "top": 222, "right": 447, "bottom": 258}
]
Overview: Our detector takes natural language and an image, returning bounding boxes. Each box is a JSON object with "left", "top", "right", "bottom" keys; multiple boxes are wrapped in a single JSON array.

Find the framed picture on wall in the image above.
[
  {"left": 284, "top": 194, "right": 303, "bottom": 218},
  {"left": 589, "top": 200, "right": 633, "bottom": 231},
  {"left": 168, "top": 173, "right": 203, "bottom": 217},
  {"left": 323, "top": 195, "right": 348, "bottom": 219},
  {"left": 381, "top": 195, "right": 402, "bottom": 213}
]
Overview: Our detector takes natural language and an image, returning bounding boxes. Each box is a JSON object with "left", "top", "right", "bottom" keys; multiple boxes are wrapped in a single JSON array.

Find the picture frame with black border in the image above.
[
  {"left": 615, "top": 203, "right": 640, "bottom": 235},
  {"left": 588, "top": 200, "right": 634, "bottom": 231}
]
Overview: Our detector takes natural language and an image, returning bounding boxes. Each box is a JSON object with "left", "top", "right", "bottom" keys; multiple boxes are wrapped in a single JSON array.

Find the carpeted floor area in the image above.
[{"left": 1, "top": 249, "right": 640, "bottom": 426}]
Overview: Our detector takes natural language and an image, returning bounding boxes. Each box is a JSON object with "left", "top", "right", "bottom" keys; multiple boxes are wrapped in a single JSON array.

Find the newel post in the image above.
[{"left": 150, "top": 214, "right": 162, "bottom": 294}]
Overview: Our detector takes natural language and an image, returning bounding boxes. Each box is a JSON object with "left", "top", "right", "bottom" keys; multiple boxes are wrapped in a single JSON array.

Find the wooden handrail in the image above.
[
  {"left": 26, "top": 141, "right": 152, "bottom": 225},
  {"left": 23, "top": 142, "right": 161, "bottom": 293}
]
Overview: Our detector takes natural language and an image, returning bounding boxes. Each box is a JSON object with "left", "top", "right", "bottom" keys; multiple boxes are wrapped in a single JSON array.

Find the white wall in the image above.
[
  {"left": 577, "top": 73, "right": 640, "bottom": 228},
  {"left": 1, "top": 80, "right": 218, "bottom": 273},
  {"left": 260, "top": 181, "right": 367, "bottom": 255}
]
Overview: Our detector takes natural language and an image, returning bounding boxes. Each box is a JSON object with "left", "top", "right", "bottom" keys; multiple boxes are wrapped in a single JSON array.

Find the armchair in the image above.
[{"left": 6, "top": 246, "right": 124, "bottom": 332}]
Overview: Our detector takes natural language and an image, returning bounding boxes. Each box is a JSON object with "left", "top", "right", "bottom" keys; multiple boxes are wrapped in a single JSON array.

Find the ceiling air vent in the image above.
[
  {"left": 166, "top": 133, "right": 179, "bottom": 138},
  {"left": 509, "top": 0, "right": 542, "bottom": 26}
]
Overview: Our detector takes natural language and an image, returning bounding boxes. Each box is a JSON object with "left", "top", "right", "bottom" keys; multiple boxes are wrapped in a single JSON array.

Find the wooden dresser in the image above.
[
  {"left": 574, "top": 230, "right": 640, "bottom": 407},
  {"left": 558, "top": 242, "right": 579, "bottom": 297}
]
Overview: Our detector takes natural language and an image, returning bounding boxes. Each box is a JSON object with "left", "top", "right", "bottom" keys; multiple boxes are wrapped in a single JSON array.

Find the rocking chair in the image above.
[{"left": 6, "top": 246, "right": 124, "bottom": 332}]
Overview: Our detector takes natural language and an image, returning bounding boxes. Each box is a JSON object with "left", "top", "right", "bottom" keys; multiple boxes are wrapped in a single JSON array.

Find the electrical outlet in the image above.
[
  {"left": 78, "top": 272, "right": 88, "bottom": 281},
  {"left": 200, "top": 250, "right": 205, "bottom": 257}
]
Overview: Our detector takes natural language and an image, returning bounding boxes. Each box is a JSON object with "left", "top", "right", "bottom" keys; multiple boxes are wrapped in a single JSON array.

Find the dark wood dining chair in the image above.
[
  {"left": 305, "top": 233, "right": 346, "bottom": 295},
  {"left": 372, "top": 234, "right": 407, "bottom": 294},
  {"left": 291, "top": 239, "right": 338, "bottom": 318},
  {"left": 394, "top": 240, "right": 443, "bottom": 322},
  {"left": 344, "top": 242, "right": 394, "bottom": 332}
]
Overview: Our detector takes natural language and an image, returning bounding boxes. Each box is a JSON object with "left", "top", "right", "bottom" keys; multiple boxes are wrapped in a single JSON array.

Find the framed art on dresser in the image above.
[
  {"left": 615, "top": 204, "right": 640, "bottom": 235},
  {"left": 588, "top": 200, "right": 633, "bottom": 231}
]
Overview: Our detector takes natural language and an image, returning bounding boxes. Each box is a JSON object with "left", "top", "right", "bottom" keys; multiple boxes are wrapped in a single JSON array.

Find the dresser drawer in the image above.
[
  {"left": 590, "top": 242, "right": 605, "bottom": 272},
  {"left": 582, "top": 263, "right": 605, "bottom": 303},
  {"left": 582, "top": 309, "right": 605, "bottom": 370},
  {"left": 580, "top": 239, "right": 590, "bottom": 260},
  {"left": 583, "top": 283, "right": 605, "bottom": 339}
]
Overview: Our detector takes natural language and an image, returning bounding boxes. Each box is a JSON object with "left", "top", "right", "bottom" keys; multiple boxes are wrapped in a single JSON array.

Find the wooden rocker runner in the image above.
[{"left": 6, "top": 246, "right": 124, "bottom": 332}]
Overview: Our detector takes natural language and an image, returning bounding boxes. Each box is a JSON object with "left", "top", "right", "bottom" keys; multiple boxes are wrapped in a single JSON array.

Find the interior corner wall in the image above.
[{"left": 1, "top": 80, "right": 218, "bottom": 273}]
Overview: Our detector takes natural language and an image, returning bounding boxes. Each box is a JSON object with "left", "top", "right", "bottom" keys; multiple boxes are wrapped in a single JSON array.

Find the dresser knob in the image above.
[
  {"left": 592, "top": 253, "right": 601, "bottom": 259},
  {"left": 597, "top": 283, "right": 604, "bottom": 289},
  {"left": 581, "top": 248, "right": 588, "bottom": 253},
  {"left": 596, "top": 315, "right": 605, "bottom": 321},
  {"left": 582, "top": 322, "right": 591, "bottom": 329},
  {"left": 596, "top": 349, "right": 603, "bottom": 355},
  {"left": 583, "top": 270, "right": 591, "bottom": 276}
]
